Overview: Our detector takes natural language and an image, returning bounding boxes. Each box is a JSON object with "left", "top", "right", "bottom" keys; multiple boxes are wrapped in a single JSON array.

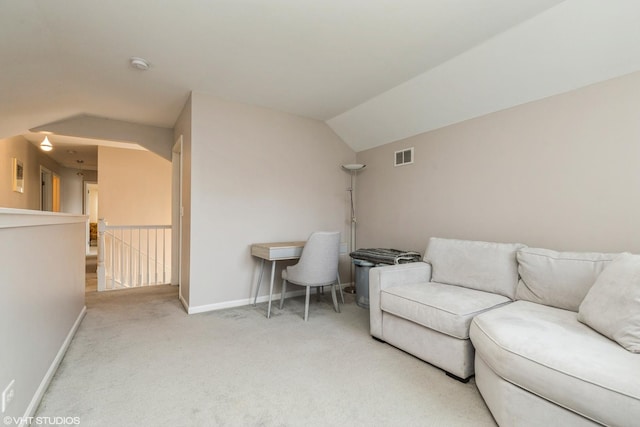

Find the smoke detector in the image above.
[{"left": 130, "top": 57, "right": 150, "bottom": 71}]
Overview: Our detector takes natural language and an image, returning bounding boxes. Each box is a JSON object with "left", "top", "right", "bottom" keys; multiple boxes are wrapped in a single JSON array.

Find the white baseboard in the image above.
[
  {"left": 186, "top": 282, "right": 352, "bottom": 315},
  {"left": 23, "top": 306, "right": 87, "bottom": 422}
]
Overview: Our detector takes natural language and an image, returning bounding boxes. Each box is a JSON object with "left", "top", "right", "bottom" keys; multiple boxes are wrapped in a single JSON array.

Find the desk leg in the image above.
[
  {"left": 253, "top": 259, "right": 265, "bottom": 307},
  {"left": 267, "top": 260, "right": 276, "bottom": 318}
]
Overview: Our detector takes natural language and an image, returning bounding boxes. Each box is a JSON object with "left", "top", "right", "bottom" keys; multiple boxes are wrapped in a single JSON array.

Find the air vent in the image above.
[{"left": 394, "top": 147, "right": 414, "bottom": 167}]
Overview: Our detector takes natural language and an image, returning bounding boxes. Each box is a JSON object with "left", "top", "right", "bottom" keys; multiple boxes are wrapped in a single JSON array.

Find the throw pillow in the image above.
[{"left": 578, "top": 252, "right": 640, "bottom": 353}]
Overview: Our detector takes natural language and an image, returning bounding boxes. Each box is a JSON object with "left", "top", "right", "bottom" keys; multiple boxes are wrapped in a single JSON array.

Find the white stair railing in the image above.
[{"left": 97, "top": 219, "right": 171, "bottom": 291}]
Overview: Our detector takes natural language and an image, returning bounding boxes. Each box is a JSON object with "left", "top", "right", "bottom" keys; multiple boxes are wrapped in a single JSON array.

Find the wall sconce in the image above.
[{"left": 40, "top": 136, "right": 53, "bottom": 152}]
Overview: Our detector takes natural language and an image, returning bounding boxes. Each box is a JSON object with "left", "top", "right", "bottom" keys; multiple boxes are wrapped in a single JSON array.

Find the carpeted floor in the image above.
[
  {"left": 35, "top": 282, "right": 496, "bottom": 426},
  {"left": 85, "top": 255, "right": 97, "bottom": 292}
]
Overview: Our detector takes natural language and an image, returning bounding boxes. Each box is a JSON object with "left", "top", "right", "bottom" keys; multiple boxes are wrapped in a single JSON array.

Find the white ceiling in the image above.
[
  {"left": 0, "top": 0, "right": 566, "bottom": 158},
  {"left": 4, "top": 0, "right": 640, "bottom": 157}
]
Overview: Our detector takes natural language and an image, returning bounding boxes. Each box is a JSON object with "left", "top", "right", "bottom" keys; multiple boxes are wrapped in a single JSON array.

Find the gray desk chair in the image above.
[{"left": 279, "top": 231, "right": 341, "bottom": 321}]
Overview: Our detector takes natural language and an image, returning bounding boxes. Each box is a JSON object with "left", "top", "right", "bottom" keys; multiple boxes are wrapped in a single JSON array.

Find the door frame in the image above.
[
  {"left": 40, "top": 166, "right": 54, "bottom": 211},
  {"left": 171, "top": 136, "right": 183, "bottom": 289},
  {"left": 84, "top": 181, "right": 98, "bottom": 254}
]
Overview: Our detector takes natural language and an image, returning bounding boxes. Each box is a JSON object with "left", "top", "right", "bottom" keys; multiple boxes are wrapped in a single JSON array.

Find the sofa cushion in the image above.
[
  {"left": 578, "top": 253, "right": 640, "bottom": 353},
  {"left": 425, "top": 237, "right": 525, "bottom": 299},
  {"left": 516, "top": 247, "right": 616, "bottom": 312},
  {"left": 470, "top": 301, "right": 640, "bottom": 426},
  {"left": 381, "top": 282, "right": 511, "bottom": 339}
]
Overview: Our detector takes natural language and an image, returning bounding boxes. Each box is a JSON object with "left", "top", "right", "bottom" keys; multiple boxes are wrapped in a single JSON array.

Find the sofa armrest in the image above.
[{"left": 369, "top": 262, "right": 432, "bottom": 339}]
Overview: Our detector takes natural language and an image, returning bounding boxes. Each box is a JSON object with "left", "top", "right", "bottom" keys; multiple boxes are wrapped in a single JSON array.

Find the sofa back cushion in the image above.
[
  {"left": 516, "top": 247, "right": 617, "bottom": 311},
  {"left": 578, "top": 252, "right": 640, "bottom": 353},
  {"left": 425, "top": 237, "right": 525, "bottom": 299}
]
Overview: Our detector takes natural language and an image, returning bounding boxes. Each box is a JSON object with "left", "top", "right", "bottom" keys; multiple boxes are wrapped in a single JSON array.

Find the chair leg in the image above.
[
  {"left": 331, "top": 284, "right": 340, "bottom": 313},
  {"left": 316, "top": 286, "right": 321, "bottom": 302},
  {"left": 304, "top": 286, "right": 311, "bottom": 321},
  {"left": 279, "top": 279, "right": 287, "bottom": 309},
  {"left": 336, "top": 273, "right": 344, "bottom": 304}
]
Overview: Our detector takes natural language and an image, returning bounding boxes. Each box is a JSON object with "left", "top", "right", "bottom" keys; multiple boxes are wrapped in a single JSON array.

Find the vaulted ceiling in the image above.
[{"left": 2, "top": 0, "right": 639, "bottom": 155}]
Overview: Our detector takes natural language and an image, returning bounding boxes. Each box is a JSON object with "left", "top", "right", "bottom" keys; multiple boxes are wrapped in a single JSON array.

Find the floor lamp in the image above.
[{"left": 342, "top": 163, "right": 366, "bottom": 294}]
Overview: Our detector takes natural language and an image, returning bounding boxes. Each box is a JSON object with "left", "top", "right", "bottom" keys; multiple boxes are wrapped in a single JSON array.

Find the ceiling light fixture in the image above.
[
  {"left": 130, "top": 57, "right": 150, "bottom": 71},
  {"left": 40, "top": 136, "right": 53, "bottom": 151},
  {"left": 76, "top": 159, "right": 85, "bottom": 177}
]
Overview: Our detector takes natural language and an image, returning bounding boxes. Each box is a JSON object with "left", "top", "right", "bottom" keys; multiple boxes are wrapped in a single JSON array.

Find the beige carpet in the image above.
[
  {"left": 85, "top": 255, "right": 98, "bottom": 292},
  {"left": 35, "top": 285, "right": 496, "bottom": 426}
]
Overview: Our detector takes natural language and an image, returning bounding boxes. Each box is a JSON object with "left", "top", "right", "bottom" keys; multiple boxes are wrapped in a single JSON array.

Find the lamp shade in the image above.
[
  {"left": 40, "top": 136, "right": 53, "bottom": 151},
  {"left": 341, "top": 164, "right": 366, "bottom": 171}
]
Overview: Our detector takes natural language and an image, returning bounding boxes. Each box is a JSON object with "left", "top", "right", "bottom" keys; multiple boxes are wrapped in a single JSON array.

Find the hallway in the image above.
[{"left": 86, "top": 255, "right": 97, "bottom": 292}]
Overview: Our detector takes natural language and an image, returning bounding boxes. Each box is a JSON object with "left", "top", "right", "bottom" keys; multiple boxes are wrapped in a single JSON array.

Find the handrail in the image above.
[{"left": 104, "top": 224, "right": 171, "bottom": 230}]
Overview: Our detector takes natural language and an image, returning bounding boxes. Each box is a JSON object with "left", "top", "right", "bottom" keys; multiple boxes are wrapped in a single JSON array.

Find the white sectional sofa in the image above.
[
  {"left": 369, "top": 237, "right": 640, "bottom": 426},
  {"left": 370, "top": 237, "right": 525, "bottom": 380}
]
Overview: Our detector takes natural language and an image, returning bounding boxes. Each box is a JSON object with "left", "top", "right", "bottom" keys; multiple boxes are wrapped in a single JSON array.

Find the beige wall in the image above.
[
  {"left": 0, "top": 135, "right": 62, "bottom": 210},
  {"left": 0, "top": 211, "right": 85, "bottom": 419},
  {"left": 98, "top": 146, "right": 171, "bottom": 225},
  {"left": 186, "top": 93, "right": 355, "bottom": 309},
  {"left": 59, "top": 168, "right": 97, "bottom": 215},
  {"left": 356, "top": 71, "right": 640, "bottom": 255}
]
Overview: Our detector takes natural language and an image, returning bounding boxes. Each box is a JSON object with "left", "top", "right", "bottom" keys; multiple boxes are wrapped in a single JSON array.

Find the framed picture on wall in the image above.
[{"left": 12, "top": 157, "right": 24, "bottom": 193}]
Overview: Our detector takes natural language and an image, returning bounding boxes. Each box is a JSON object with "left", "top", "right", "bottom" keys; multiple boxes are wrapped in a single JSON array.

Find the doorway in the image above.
[
  {"left": 85, "top": 181, "right": 98, "bottom": 255},
  {"left": 40, "top": 166, "right": 60, "bottom": 212}
]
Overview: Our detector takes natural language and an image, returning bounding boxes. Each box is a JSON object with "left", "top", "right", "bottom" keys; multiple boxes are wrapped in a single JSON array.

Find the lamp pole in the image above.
[{"left": 341, "top": 164, "right": 366, "bottom": 294}]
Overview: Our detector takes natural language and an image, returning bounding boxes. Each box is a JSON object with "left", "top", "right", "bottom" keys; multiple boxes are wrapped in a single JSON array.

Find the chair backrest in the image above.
[{"left": 287, "top": 231, "right": 340, "bottom": 286}]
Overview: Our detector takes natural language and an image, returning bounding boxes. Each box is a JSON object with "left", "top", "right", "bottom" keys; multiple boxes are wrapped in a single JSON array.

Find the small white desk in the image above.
[{"left": 251, "top": 241, "right": 305, "bottom": 318}]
